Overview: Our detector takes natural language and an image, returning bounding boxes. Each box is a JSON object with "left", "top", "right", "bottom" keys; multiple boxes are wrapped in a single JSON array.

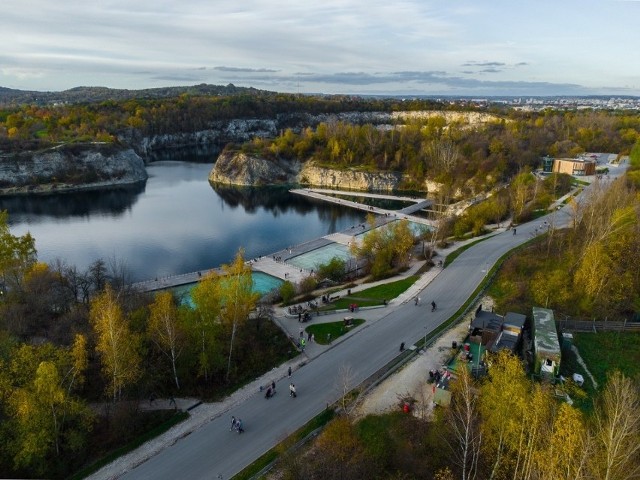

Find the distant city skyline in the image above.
[{"left": 2, "top": 0, "right": 639, "bottom": 96}]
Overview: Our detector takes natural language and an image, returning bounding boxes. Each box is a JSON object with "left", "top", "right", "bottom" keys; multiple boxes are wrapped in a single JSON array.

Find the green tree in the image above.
[
  {"left": 279, "top": 280, "right": 295, "bottom": 304},
  {"left": 316, "top": 257, "right": 346, "bottom": 282}
]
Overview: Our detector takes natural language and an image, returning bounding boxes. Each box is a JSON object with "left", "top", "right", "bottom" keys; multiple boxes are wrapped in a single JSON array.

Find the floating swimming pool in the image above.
[
  {"left": 169, "top": 271, "right": 283, "bottom": 307},
  {"left": 287, "top": 243, "right": 352, "bottom": 271}
]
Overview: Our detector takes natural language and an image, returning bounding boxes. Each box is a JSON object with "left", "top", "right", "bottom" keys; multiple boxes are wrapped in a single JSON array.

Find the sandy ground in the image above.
[
  {"left": 354, "top": 298, "right": 493, "bottom": 419},
  {"left": 352, "top": 320, "right": 468, "bottom": 419}
]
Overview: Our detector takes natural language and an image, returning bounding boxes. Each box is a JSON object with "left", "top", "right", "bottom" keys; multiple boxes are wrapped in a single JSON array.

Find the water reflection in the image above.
[
  {"left": 4, "top": 161, "right": 366, "bottom": 282},
  {"left": 0, "top": 181, "right": 147, "bottom": 223}
]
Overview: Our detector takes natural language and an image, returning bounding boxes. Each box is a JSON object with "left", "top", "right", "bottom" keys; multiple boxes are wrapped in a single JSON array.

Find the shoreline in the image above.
[{"left": 0, "top": 178, "right": 147, "bottom": 196}]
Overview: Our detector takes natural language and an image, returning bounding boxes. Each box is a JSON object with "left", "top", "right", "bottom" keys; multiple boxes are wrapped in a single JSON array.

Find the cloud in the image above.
[
  {"left": 213, "top": 66, "right": 280, "bottom": 73},
  {"left": 217, "top": 69, "right": 587, "bottom": 95},
  {"left": 462, "top": 61, "right": 506, "bottom": 67}
]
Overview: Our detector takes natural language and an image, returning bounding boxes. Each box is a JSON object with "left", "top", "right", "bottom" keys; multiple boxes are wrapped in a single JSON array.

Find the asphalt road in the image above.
[{"left": 121, "top": 166, "right": 623, "bottom": 480}]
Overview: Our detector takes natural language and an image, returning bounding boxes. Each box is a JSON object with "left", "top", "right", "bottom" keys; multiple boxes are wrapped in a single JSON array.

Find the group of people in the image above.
[
  {"left": 229, "top": 416, "right": 244, "bottom": 434},
  {"left": 414, "top": 297, "right": 437, "bottom": 311},
  {"left": 264, "top": 380, "right": 277, "bottom": 399},
  {"left": 263, "top": 380, "right": 297, "bottom": 399}
]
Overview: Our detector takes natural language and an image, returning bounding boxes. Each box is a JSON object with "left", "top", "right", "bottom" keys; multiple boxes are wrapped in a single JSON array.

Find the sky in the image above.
[{"left": 1, "top": 0, "right": 639, "bottom": 96}]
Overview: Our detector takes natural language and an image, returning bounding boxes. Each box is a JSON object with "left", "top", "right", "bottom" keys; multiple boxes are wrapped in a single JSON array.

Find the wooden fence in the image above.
[{"left": 557, "top": 319, "right": 640, "bottom": 333}]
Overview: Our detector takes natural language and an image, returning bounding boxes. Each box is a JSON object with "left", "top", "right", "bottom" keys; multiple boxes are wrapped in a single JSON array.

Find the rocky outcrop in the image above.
[
  {"left": 210, "top": 151, "right": 442, "bottom": 193},
  {"left": 0, "top": 143, "right": 147, "bottom": 195},
  {"left": 123, "top": 119, "right": 279, "bottom": 158},
  {"left": 298, "top": 164, "right": 402, "bottom": 191},
  {"left": 210, "top": 151, "right": 299, "bottom": 186}
]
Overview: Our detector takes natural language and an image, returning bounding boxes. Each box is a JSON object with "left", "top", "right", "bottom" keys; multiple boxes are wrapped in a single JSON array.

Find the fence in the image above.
[{"left": 557, "top": 319, "right": 640, "bottom": 333}]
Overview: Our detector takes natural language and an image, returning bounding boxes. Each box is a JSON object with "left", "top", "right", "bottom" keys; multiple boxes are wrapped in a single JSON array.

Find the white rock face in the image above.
[
  {"left": 209, "top": 151, "right": 299, "bottom": 186},
  {"left": 0, "top": 143, "right": 147, "bottom": 193},
  {"left": 298, "top": 164, "right": 402, "bottom": 191},
  {"left": 210, "top": 151, "right": 443, "bottom": 193}
]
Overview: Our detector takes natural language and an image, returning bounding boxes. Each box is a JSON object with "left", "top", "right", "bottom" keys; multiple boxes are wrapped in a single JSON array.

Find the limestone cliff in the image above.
[
  {"left": 298, "top": 164, "right": 402, "bottom": 191},
  {"left": 0, "top": 143, "right": 147, "bottom": 195},
  {"left": 209, "top": 151, "right": 299, "bottom": 186},
  {"left": 210, "top": 151, "right": 442, "bottom": 193}
]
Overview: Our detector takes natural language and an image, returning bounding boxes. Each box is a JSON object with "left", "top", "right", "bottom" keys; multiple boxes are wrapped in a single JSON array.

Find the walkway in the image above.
[
  {"left": 87, "top": 227, "right": 500, "bottom": 480},
  {"left": 291, "top": 188, "right": 435, "bottom": 226}
]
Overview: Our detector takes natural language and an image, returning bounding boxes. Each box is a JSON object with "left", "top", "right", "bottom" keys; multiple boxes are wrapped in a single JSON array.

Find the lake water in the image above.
[{"left": 2, "top": 161, "right": 366, "bottom": 282}]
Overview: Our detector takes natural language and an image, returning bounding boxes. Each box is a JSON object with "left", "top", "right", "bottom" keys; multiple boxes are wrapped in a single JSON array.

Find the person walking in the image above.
[
  {"left": 289, "top": 383, "right": 297, "bottom": 397},
  {"left": 271, "top": 380, "right": 276, "bottom": 393},
  {"left": 236, "top": 418, "right": 244, "bottom": 434},
  {"left": 230, "top": 416, "right": 237, "bottom": 431},
  {"left": 513, "top": 228, "right": 516, "bottom": 235},
  {"left": 288, "top": 366, "right": 292, "bottom": 377}
]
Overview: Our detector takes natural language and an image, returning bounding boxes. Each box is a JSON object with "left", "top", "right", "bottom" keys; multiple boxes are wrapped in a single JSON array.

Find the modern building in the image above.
[
  {"left": 531, "top": 307, "right": 561, "bottom": 379},
  {"left": 541, "top": 155, "right": 554, "bottom": 173},
  {"left": 552, "top": 157, "right": 596, "bottom": 176}
]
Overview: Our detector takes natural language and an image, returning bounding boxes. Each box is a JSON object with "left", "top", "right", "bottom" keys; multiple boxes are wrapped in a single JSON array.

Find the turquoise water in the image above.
[
  {"left": 287, "top": 243, "right": 352, "bottom": 271},
  {"left": 169, "top": 271, "right": 283, "bottom": 307}
]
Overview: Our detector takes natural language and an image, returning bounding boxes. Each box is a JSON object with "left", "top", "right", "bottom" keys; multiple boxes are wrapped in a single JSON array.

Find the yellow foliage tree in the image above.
[
  {"left": 479, "top": 350, "right": 529, "bottom": 479},
  {"left": 534, "top": 402, "right": 589, "bottom": 480},
  {"left": 148, "top": 291, "right": 185, "bottom": 390},
  {"left": 220, "top": 249, "right": 259, "bottom": 382},
  {"left": 589, "top": 371, "right": 640, "bottom": 480},
  {"left": 90, "top": 285, "right": 141, "bottom": 402},
  {"left": 191, "top": 270, "right": 222, "bottom": 381}
]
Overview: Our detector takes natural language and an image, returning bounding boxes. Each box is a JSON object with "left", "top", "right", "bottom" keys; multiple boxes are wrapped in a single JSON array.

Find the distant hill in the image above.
[{"left": 0, "top": 83, "right": 269, "bottom": 106}]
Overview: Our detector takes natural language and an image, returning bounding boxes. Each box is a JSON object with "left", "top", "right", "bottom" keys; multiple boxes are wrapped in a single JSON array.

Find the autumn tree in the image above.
[
  {"left": 0, "top": 210, "right": 37, "bottom": 290},
  {"left": 589, "top": 371, "right": 640, "bottom": 480},
  {"left": 534, "top": 402, "right": 589, "bottom": 480},
  {"left": 148, "top": 291, "right": 185, "bottom": 390},
  {"left": 219, "top": 249, "right": 259, "bottom": 382},
  {"left": 90, "top": 284, "right": 141, "bottom": 402},
  {"left": 3, "top": 338, "right": 92, "bottom": 478},
  {"left": 306, "top": 417, "right": 373, "bottom": 479},
  {"left": 447, "top": 366, "right": 482, "bottom": 480},
  {"left": 479, "top": 350, "right": 529, "bottom": 479},
  {"left": 190, "top": 270, "right": 222, "bottom": 381},
  {"left": 427, "top": 139, "right": 460, "bottom": 252},
  {"left": 509, "top": 170, "right": 536, "bottom": 222},
  {"left": 350, "top": 215, "right": 415, "bottom": 279}
]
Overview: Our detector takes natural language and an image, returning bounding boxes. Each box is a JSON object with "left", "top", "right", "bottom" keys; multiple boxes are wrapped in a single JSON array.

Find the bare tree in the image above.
[
  {"left": 426, "top": 139, "right": 460, "bottom": 256},
  {"left": 336, "top": 364, "right": 355, "bottom": 415},
  {"left": 589, "top": 371, "right": 640, "bottom": 480},
  {"left": 448, "top": 368, "right": 482, "bottom": 480}
]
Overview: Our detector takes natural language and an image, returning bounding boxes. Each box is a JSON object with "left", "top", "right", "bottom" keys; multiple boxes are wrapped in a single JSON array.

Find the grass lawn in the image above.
[
  {"left": 572, "top": 331, "right": 640, "bottom": 388},
  {"left": 319, "top": 275, "right": 419, "bottom": 311},
  {"left": 305, "top": 318, "right": 366, "bottom": 345}
]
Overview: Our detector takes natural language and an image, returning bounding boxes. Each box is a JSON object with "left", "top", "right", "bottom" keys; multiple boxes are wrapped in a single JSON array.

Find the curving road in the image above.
[{"left": 121, "top": 165, "right": 624, "bottom": 480}]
